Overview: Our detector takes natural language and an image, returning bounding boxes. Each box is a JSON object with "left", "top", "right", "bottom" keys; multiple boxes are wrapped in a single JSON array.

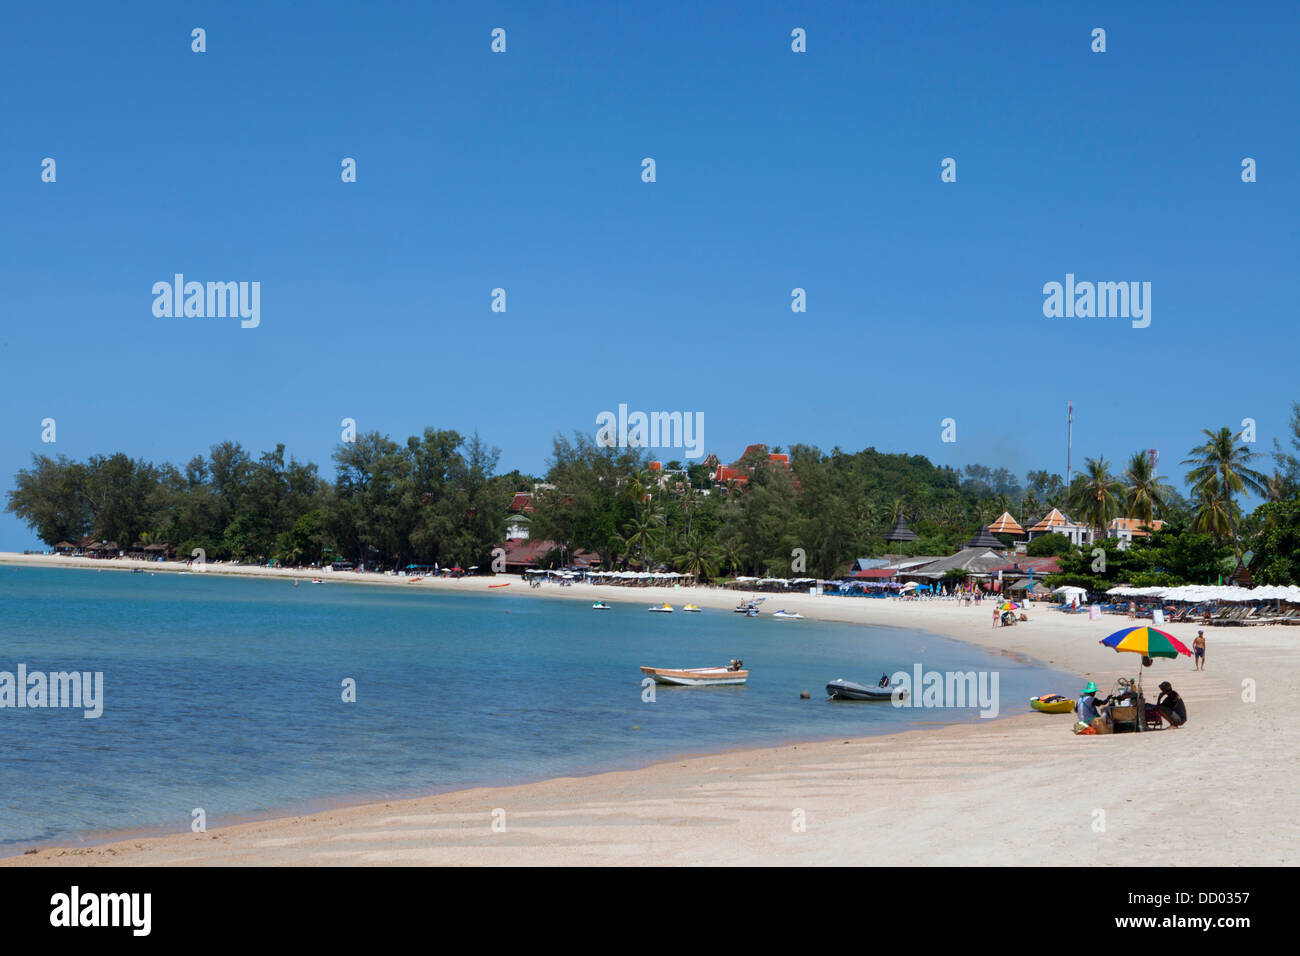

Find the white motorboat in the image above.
[{"left": 639, "top": 663, "right": 748, "bottom": 686}]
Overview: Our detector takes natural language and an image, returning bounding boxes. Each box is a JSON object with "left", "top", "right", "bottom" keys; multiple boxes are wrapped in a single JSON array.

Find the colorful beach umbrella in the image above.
[
  {"left": 1099, "top": 626, "right": 1191, "bottom": 659},
  {"left": 997, "top": 601, "right": 1020, "bottom": 611}
]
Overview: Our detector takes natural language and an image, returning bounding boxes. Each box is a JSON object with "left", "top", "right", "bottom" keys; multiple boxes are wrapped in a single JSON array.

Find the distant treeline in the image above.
[{"left": 7, "top": 405, "right": 1300, "bottom": 585}]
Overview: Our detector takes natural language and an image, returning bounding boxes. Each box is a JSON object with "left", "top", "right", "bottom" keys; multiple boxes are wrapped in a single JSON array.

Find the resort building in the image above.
[
  {"left": 710, "top": 444, "right": 792, "bottom": 488},
  {"left": 851, "top": 567, "right": 899, "bottom": 583},
  {"left": 498, "top": 538, "right": 599, "bottom": 573},
  {"left": 850, "top": 557, "right": 890, "bottom": 572},
  {"left": 1026, "top": 508, "right": 1093, "bottom": 547},
  {"left": 647, "top": 460, "right": 690, "bottom": 492},
  {"left": 987, "top": 512, "right": 1025, "bottom": 538},
  {"left": 506, "top": 492, "right": 534, "bottom": 540},
  {"left": 1106, "top": 518, "right": 1165, "bottom": 550},
  {"left": 898, "top": 547, "right": 1009, "bottom": 583}
]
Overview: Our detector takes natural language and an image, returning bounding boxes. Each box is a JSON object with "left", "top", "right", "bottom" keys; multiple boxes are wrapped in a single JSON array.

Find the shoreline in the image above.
[{"left": 2, "top": 551, "right": 1295, "bottom": 866}]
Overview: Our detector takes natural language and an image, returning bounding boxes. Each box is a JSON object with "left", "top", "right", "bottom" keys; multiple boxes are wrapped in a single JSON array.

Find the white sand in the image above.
[{"left": 2, "top": 552, "right": 1296, "bottom": 866}]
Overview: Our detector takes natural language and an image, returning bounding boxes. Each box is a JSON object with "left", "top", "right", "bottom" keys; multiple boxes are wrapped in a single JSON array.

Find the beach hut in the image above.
[
  {"left": 883, "top": 515, "right": 918, "bottom": 544},
  {"left": 964, "top": 525, "right": 1005, "bottom": 550}
]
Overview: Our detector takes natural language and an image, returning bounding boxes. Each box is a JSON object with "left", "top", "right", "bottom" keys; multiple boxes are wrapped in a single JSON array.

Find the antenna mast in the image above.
[{"left": 1066, "top": 400, "right": 1073, "bottom": 488}]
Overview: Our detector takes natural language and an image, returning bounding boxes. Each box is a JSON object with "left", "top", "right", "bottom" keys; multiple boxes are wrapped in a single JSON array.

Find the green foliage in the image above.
[
  {"left": 1043, "top": 522, "right": 1235, "bottom": 592},
  {"left": 5, "top": 455, "right": 94, "bottom": 544},
  {"left": 5, "top": 430, "right": 508, "bottom": 570},
  {"left": 7, "top": 415, "right": 1292, "bottom": 584},
  {"left": 1051, "top": 537, "right": 1139, "bottom": 588},
  {"left": 1027, "top": 533, "right": 1074, "bottom": 557},
  {"left": 1249, "top": 498, "right": 1300, "bottom": 585},
  {"left": 1182, "top": 426, "right": 1268, "bottom": 562},
  {"left": 1131, "top": 522, "right": 1233, "bottom": 586}
]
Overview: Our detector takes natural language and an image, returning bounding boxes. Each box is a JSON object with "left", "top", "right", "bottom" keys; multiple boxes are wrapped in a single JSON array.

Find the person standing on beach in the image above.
[
  {"left": 992, "top": 607, "right": 999, "bottom": 629},
  {"left": 1193, "top": 630, "right": 1206, "bottom": 671}
]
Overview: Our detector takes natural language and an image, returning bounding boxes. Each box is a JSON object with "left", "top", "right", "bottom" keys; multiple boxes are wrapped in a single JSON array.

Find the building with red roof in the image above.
[{"left": 711, "top": 444, "right": 793, "bottom": 488}]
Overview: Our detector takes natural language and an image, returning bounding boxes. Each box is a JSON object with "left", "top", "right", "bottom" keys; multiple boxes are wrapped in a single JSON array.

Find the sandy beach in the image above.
[{"left": 2, "top": 552, "right": 1296, "bottom": 866}]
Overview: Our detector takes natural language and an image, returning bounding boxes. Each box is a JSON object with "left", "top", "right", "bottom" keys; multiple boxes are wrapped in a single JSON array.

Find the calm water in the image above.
[{"left": 0, "top": 566, "right": 1072, "bottom": 850}]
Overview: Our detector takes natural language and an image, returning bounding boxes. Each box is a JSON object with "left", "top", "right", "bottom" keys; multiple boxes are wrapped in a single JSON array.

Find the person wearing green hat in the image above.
[{"left": 1077, "top": 680, "right": 1112, "bottom": 724}]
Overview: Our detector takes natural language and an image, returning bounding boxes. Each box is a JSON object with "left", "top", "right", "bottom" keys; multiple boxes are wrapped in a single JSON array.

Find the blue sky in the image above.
[{"left": 2, "top": 1, "right": 1297, "bottom": 547}]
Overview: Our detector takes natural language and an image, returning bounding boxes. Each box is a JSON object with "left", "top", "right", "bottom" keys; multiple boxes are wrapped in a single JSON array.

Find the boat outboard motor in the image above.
[{"left": 878, "top": 673, "right": 890, "bottom": 688}]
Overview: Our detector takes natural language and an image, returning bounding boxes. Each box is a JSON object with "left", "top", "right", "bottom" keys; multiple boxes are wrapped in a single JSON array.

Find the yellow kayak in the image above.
[{"left": 1030, "top": 695, "right": 1076, "bottom": 714}]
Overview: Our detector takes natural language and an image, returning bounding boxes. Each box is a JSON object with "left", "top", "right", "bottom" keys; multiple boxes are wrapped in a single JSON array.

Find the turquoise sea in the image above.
[{"left": 0, "top": 566, "right": 1073, "bottom": 851}]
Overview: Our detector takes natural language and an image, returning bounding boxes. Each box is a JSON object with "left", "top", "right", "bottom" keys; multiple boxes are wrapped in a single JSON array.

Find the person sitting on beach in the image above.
[
  {"left": 1155, "top": 681, "right": 1187, "bottom": 727},
  {"left": 1077, "top": 681, "right": 1112, "bottom": 723}
]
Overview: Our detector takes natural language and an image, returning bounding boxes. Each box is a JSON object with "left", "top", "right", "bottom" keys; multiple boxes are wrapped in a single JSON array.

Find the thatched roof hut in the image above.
[
  {"left": 883, "top": 515, "right": 918, "bottom": 543},
  {"left": 965, "top": 525, "right": 1004, "bottom": 550}
]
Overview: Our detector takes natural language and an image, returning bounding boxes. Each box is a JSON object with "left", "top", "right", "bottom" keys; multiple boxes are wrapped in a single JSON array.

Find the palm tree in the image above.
[
  {"left": 681, "top": 485, "right": 701, "bottom": 536},
  {"left": 889, "top": 497, "right": 907, "bottom": 524},
  {"left": 624, "top": 469, "right": 652, "bottom": 506},
  {"left": 1019, "top": 489, "right": 1042, "bottom": 529},
  {"left": 616, "top": 506, "right": 665, "bottom": 569},
  {"left": 675, "top": 532, "right": 719, "bottom": 581},
  {"left": 1121, "top": 451, "right": 1168, "bottom": 525},
  {"left": 1189, "top": 476, "right": 1235, "bottom": 541},
  {"left": 1182, "top": 427, "right": 1267, "bottom": 564},
  {"left": 718, "top": 540, "right": 744, "bottom": 578},
  {"left": 1264, "top": 471, "right": 1288, "bottom": 504},
  {"left": 1068, "top": 457, "right": 1122, "bottom": 545}
]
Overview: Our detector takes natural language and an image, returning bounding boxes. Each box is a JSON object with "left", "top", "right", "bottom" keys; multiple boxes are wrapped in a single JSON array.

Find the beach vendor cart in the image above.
[{"left": 1095, "top": 626, "right": 1192, "bottom": 733}]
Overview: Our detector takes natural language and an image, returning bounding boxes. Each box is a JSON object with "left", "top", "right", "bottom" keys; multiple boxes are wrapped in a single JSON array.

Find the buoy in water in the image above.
[{"left": 800, "top": 690, "right": 810, "bottom": 700}]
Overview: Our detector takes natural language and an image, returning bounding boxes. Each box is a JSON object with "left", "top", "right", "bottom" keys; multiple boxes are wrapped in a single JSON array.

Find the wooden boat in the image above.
[
  {"left": 1030, "top": 694, "right": 1075, "bottom": 714},
  {"left": 826, "top": 678, "right": 905, "bottom": 701},
  {"left": 648, "top": 604, "right": 673, "bottom": 613},
  {"left": 640, "top": 664, "right": 748, "bottom": 686}
]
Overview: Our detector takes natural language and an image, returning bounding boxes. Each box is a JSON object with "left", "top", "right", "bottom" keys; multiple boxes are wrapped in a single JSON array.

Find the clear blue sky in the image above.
[{"left": 2, "top": 1, "right": 1297, "bottom": 547}]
